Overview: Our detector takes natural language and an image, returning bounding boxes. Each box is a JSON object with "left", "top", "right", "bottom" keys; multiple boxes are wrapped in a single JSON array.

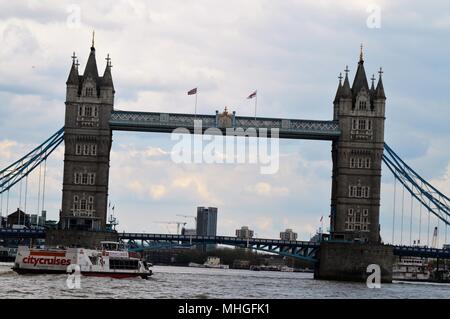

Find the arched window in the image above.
[
  {"left": 85, "top": 87, "right": 94, "bottom": 97},
  {"left": 358, "top": 100, "right": 367, "bottom": 110}
]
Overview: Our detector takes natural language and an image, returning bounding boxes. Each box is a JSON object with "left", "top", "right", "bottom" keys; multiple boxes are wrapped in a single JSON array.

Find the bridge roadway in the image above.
[
  {"left": 2, "top": 229, "right": 450, "bottom": 261},
  {"left": 109, "top": 110, "right": 341, "bottom": 140}
]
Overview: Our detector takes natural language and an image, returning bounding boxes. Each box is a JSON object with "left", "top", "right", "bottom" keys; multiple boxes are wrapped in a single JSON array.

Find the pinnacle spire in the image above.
[
  {"left": 375, "top": 67, "right": 386, "bottom": 99},
  {"left": 359, "top": 43, "right": 364, "bottom": 63},
  {"left": 333, "top": 73, "right": 343, "bottom": 103},
  {"left": 340, "top": 66, "right": 352, "bottom": 99},
  {"left": 102, "top": 54, "right": 114, "bottom": 90},
  {"left": 66, "top": 52, "right": 79, "bottom": 85},
  {"left": 83, "top": 42, "right": 99, "bottom": 79},
  {"left": 352, "top": 45, "right": 369, "bottom": 95}
]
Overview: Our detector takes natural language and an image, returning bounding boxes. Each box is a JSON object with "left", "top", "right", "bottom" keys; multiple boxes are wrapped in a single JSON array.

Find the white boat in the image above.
[
  {"left": 12, "top": 241, "right": 152, "bottom": 279},
  {"left": 189, "top": 256, "right": 229, "bottom": 269},
  {"left": 280, "top": 266, "right": 294, "bottom": 272},
  {"left": 392, "top": 256, "right": 431, "bottom": 282}
]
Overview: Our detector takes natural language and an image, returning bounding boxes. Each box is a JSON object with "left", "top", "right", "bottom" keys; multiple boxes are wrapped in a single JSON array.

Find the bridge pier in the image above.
[{"left": 314, "top": 242, "right": 394, "bottom": 283}]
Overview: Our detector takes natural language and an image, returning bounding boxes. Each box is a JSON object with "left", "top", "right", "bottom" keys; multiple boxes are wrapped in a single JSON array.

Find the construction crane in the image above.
[
  {"left": 176, "top": 214, "right": 197, "bottom": 224},
  {"left": 154, "top": 221, "right": 187, "bottom": 235}
]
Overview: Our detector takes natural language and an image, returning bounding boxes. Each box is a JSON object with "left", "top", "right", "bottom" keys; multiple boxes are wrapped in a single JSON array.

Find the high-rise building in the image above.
[
  {"left": 196, "top": 207, "right": 218, "bottom": 236},
  {"left": 236, "top": 226, "right": 254, "bottom": 239},
  {"left": 181, "top": 228, "right": 196, "bottom": 236},
  {"left": 280, "top": 229, "right": 298, "bottom": 241}
]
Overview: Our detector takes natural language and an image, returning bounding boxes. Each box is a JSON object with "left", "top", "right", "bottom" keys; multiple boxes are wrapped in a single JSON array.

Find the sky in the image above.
[{"left": 0, "top": 0, "right": 449, "bottom": 244}]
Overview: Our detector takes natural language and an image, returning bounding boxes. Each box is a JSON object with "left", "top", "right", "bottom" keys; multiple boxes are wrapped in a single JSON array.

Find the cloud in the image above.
[
  {"left": 149, "top": 184, "right": 166, "bottom": 200},
  {"left": 0, "top": 140, "right": 17, "bottom": 159},
  {"left": 246, "top": 182, "right": 289, "bottom": 197}
]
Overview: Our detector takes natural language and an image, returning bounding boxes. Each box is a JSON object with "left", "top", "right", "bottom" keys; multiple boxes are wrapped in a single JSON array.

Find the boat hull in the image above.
[{"left": 12, "top": 266, "right": 152, "bottom": 279}]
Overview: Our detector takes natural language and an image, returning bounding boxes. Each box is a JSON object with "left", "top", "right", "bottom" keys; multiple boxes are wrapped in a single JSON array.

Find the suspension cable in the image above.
[
  {"left": 37, "top": 163, "right": 42, "bottom": 216},
  {"left": 427, "top": 199, "right": 431, "bottom": 247},
  {"left": 445, "top": 211, "right": 448, "bottom": 246},
  {"left": 400, "top": 185, "right": 405, "bottom": 245},
  {"left": 41, "top": 159, "right": 47, "bottom": 214},
  {"left": 409, "top": 194, "right": 413, "bottom": 245},
  {"left": 24, "top": 173, "right": 28, "bottom": 215},
  {"left": 18, "top": 178, "right": 23, "bottom": 225},
  {"left": 418, "top": 203, "right": 422, "bottom": 245},
  {"left": 6, "top": 185, "right": 9, "bottom": 220},
  {"left": 392, "top": 179, "right": 397, "bottom": 245},
  {"left": 437, "top": 218, "right": 440, "bottom": 249}
]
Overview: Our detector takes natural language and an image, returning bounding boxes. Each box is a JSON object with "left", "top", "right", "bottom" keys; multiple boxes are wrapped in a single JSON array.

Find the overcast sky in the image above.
[{"left": 0, "top": 0, "right": 449, "bottom": 243}]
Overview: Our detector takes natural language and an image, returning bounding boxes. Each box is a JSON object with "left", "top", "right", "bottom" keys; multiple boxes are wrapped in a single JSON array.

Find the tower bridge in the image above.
[
  {"left": 1, "top": 42, "right": 449, "bottom": 283},
  {"left": 59, "top": 42, "right": 387, "bottom": 245}
]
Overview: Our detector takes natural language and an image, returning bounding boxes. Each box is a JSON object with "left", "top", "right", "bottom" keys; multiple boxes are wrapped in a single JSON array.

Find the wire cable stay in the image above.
[
  {"left": 383, "top": 143, "right": 450, "bottom": 226},
  {"left": 0, "top": 127, "right": 64, "bottom": 195}
]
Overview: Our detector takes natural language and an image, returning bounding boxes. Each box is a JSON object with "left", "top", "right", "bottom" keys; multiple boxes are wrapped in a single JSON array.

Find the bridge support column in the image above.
[{"left": 314, "top": 242, "right": 394, "bottom": 283}]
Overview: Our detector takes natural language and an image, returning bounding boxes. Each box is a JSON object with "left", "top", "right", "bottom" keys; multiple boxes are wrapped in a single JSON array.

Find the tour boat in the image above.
[
  {"left": 12, "top": 241, "right": 152, "bottom": 279},
  {"left": 392, "top": 256, "right": 431, "bottom": 282}
]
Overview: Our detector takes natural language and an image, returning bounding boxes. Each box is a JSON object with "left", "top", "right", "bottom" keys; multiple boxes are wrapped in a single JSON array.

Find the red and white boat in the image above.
[{"left": 12, "top": 241, "right": 152, "bottom": 279}]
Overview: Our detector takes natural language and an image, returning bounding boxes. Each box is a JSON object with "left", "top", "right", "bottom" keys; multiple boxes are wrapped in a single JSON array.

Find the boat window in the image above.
[
  {"left": 109, "top": 259, "right": 139, "bottom": 270},
  {"left": 102, "top": 242, "right": 119, "bottom": 251}
]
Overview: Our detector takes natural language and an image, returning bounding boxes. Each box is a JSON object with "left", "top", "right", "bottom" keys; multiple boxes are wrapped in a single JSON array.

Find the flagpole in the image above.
[
  {"left": 254, "top": 90, "right": 257, "bottom": 121},
  {"left": 195, "top": 91, "right": 198, "bottom": 118}
]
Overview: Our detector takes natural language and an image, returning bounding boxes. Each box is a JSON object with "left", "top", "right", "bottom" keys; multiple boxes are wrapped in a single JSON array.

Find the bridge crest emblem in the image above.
[{"left": 218, "top": 106, "right": 233, "bottom": 128}]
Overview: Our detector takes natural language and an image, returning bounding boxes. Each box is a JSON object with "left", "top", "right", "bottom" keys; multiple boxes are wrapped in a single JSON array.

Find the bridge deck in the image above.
[
  {"left": 119, "top": 232, "right": 320, "bottom": 248},
  {"left": 109, "top": 110, "right": 341, "bottom": 140},
  {"left": 3, "top": 229, "right": 450, "bottom": 260}
]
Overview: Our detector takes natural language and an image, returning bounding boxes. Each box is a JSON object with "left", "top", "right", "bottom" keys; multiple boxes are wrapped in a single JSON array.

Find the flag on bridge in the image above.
[
  {"left": 247, "top": 90, "right": 257, "bottom": 99},
  {"left": 188, "top": 87, "right": 198, "bottom": 116}
]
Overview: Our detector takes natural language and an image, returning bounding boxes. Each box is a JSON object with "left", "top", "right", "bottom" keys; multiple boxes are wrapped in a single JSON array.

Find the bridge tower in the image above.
[
  {"left": 330, "top": 48, "right": 386, "bottom": 243},
  {"left": 60, "top": 40, "right": 114, "bottom": 231}
]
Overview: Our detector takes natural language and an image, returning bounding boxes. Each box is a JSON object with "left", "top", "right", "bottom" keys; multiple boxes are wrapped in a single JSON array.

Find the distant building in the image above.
[
  {"left": 236, "top": 226, "right": 254, "bottom": 239},
  {"left": 30, "top": 214, "right": 39, "bottom": 226},
  {"left": 196, "top": 207, "right": 217, "bottom": 236},
  {"left": 7, "top": 209, "right": 30, "bottom": 228},
  {"left": 280, "top": 229, "right": 298, "bottom": 241},
  {"left": 181, "top": 228, "right": 196, "bottom": 236},
  {"left": 0, "top": 216, "right": 6, "bottom": 228},
  {"left": 196, "top": 207, "right": 218, "bottom": 251}
]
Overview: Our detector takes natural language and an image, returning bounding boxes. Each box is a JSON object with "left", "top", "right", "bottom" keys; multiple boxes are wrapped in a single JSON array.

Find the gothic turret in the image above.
[
  {"left": 101, "top": 54, "right": 114, "bottom": 90},
  {"left": 375, "top": 68, "right": 386, "bottom": 100},
  {"left": 351, "top": 46, "right": 370, "bottom": 96},
  {"left": 66, "top": 53, "right": 79, "bottom": 86},
  {"left": 333, "top": 73, "right": 343, "bottom": 104},
  {"left": 341, "top": 67, "right": 352, "bottom": 99},
  {"left": 65, "top": 32, "right": 114, "bottom": 101},
  {"left": 83, "top": 44, "right": 99, "bottom": 81}
]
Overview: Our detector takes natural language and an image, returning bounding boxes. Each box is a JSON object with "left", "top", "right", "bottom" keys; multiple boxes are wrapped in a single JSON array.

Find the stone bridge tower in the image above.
[
  {"left": 60, "top": 40, "right": 114, "bottom": 231},
  {"left": 330, "top": 49, "right": 386, "bottom": 243}
]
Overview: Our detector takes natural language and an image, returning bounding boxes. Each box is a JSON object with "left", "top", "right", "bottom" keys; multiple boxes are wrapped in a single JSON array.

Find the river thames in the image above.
[{"left": 1, "top": 263, "right": 450, "bottom": 299}]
